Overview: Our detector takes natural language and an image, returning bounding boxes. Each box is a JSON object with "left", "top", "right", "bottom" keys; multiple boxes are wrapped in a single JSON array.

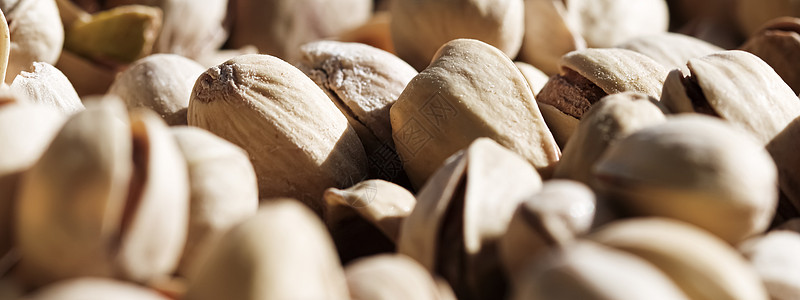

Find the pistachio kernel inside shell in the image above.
[
  {"left": 680, "top": 72, "right": 720, "bottom": 118},
  {"left": 536, "top": 68, "right": 607, "bottom": 119}
]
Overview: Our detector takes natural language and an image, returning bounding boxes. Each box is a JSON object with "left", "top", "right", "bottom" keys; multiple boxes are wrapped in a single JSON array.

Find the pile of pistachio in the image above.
[{"left": 2, "top": 0, "right": 800, "bottom": 299}]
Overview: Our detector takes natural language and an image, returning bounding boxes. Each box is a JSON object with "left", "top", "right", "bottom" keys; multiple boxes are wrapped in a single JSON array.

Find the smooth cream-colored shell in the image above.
[
  {"left": 570, "top": 0, "right": 669, "bottom": 48},
  {"left": 616, "top": 32, "right": 723, "bottom": 71},
  {"left": 324, "top": 179, "right": 415, "bottom": 243},
  {"left": 10, "top": 62, "right": 83, "bottom": 115},
  {"left": 593, "top": 115, "right": 778, "bottom": 244},
  {"left": 768, "top": 115, "right": 800, "bottom": 216},
  {"left": 187, "top": 54, "right": 368, "bottom": 215},
  {"left": 345, "top": 254, "right": 451, "bottom": 300},
  {"left": 391, "top": 0, "right": 524, "bottom": 70},
  {"left": 152, "top": 0, "right": 228, "bottom": 59},
  {"left": 391, "top": 39, "right": 559, "bottom": 188},
  {"left": 3, "top": 0, "right": 64, "bottom": 83},
  {"left": 740, "top": 231, "right": 800, "bottom": 300},
  {"left": 514, "top": 61, "right": 549, "bottom": 96},
  {"left": 20, "top": 278, "right": 169, "bottom": 300},
  {"left": 518, "top": 0, "right": 585, "bottom": 75},
  {"left": 560, "top": 48, "right": 669, "bottom": 99},
  {"left": 184, "top": 199, "right": 349, "bottom": 300},
  {"left": 591, "top": 218, "right": 768, "bottom": 300}
]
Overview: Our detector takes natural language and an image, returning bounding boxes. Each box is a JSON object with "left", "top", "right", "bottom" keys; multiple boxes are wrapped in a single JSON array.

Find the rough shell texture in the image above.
[
  {"left": 10, "top": 62, "right": 83, "bottom": 115},
  {"left": 3, "top": 0, "right": 64, "bottom": 83},
  {"left": 188, "top": 54, "right": 368, "bottom": 216},
  {"left": 593, "top": 115, "right": 778, "bottom": 244},
  {"left": 591, "top": 218, "right": 768, "bottom": 300},
  {"left": 184, "top": 199, "right": 350, "bottom": 300},
  {"left": 20, "top": 278, "right": 169, "bottom": 300},
  {"left": 109, "top": 54, "right": 205, "bottom": 125},
  {"left": 740, "top": 231, "right": 800, "bottom": 300},
  {"left": 616, "top": 32, "right": 723, "bottom": 71},
  {"left": 390, "top": 39, "right": 559, "bottom": 188},
  {"left": 345, "top": 254, "right": 453, "bottom": 300},
  {"left": 391, "top": 0, "right": 524, "bottom": 70},
  {"left": 560, "top": 48, "right": 668, "bottom": 99}
]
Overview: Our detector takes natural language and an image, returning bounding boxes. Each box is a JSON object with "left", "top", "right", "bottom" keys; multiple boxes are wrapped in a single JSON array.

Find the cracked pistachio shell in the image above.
[
  {"left": 553, "top": 92, "right": 665, "bottom": 186},
  {"left": 2, "top": 0, "right": 64, "bottom": 83},
  {"left": 737, "top": 0, "right": 800, "bottom": 37},
  {"left": 518, "top": 0, "right": 585, "bottom": 75},
  {"left": 184, "top": 199, "right": 349, "bottom": 300},
  {"left": 499, "top": 180, "right": 596, "bottom": 278},
  {"left": 740, "top": 231, "right": 800, "bottom": 300},
  {"left": 298, "top": 41, "right": 417, "bottom": 181},
  {"left": 661, "top": 50, "right": 800, "bottom": 145},
  {"left": 510, "top": 241, "right": 689, "bottom": 300},
  {"left": 109, "top": 54, "right": 205, "bottom": 126},
  {"left": 16, "top": 99, "right": 189, "bottom": 286},
  {"left": 324, "top": 179, "right": 415, "bottom": 243},
  {"left": 768, "top": 115, "right": 800, "bottom": 217},
  {"left": 229, "top": 0, "right": 372, "bottom": 62},
  {"left": 399, "top": 138, "right": 542, "bottom": 299},
  {"left": 740, "top": 17, "right": 800, "bottom": 94},
  {"left": 345, "top": 254, "right": 455, "bottom": 300},
  {"left": 188, "top": 54, "right": 368, "bottom": 216},
  {"left": 391, "top": 0, "right": 524, "bottom": 71},
  {"left": 20, "top": 278, "right": 169, "bottom": 300},
  {"left": 390, "top": 39, "right": 559, "bottom": 188},
  {"left": 536, "top": 48, "right": 668, "bottom": 147},
  {"left": 593, "top": 115, "right": 777, "bottom": 244},
  {"left": 616, "top": 32, "right": 723, "bottom": 71},
  {"left": 591, "top": 218, "right": 768, "bottom": 300},
  {"left": 514, "top": 61, "right": 549, "bottom": 96},
  {"left": 10, "top": 62, "right": 83, "bottom": 115},
  {"left": 0, "top": 104, "right": 66, "bottom": 260},
  {"left": 170, "top": 126, "right": 258, "bottom": 277}
]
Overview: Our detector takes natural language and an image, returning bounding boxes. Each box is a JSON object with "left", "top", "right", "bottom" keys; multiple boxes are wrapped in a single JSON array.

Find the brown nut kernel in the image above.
[{"left": 740, "top": 17, "right": 800, "bottom": 94}]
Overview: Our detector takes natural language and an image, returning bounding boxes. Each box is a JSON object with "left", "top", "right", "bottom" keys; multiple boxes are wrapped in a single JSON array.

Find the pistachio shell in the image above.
[
  {"left": 390, "top": 39, "right": 559, "bottom": 188},
  {"left": 616, "top": 32, "right": 723, "bottom": 71},
  {"left": 151, "top": 0, "right": 228, "bottom": 59},
  {"left": 55, "top": 50, "right": 118, "bottom": 96},
  {"left": 740, "top": 17, "right": 800, "bottom": 94},
  {"left": 21, "top": 278, "right": 169, "bottom": 300},
  {"left": 553, "top": 92, "right": 666, "bottom": 186},
  {"left": 737, "top": 0, "right": 800, "bottom": 37},
  {"left": 324, "top": 179, "right": 415, "bottom": 243},
  {"left": 593, "top": 115, "right": 778, "bottom": 244},
  {"left": 518, "top": 0, "right": 585, "bottom": 75},
  {"left": 3, "top": 0, "right": 64, "bottom": 83},
  {"left": 184, "top": 199, "right": 349, "bottom": 300},
  {"left": 510, "top": 241, "right": 689, "bottom": 300},
  {"left": 514, "top": 61, "right": 549, "bottom": 96},
  {"left": 10, "top": 62, "right": 83, "bottom": 115},
  {"left": 661, "top": 50, "right": 800, "bottom": 145},
  {"left": 188, "top": 54, "right": 368, "bottom": 216},
  {"left": 193, "top": 46, "right": 258, "bottom": 69},
  {"left": 170, "top": 126, "right": 258, "bottom": 277},
  {"left": 571, "top": 0, "right": 669, "bottom": 48},
  {"left": 499, "top": 179, "right": 596, "bottom": 278},
  {"left": 591, "top": 218, "right": 768, "bottom": 300},
  {"left": 399, "top": 138, "right": 542, "bottom": 299},
  {"left": 336, "top": 11, "right": 394, "bottom": 54},
  {"left": 109, "top": 54, "right": 205, "bottom": 126},
  {"left": 345, "top": 254, "right": 453, "bottom": 300},
  {"left": 740, "top": 231, "right": 800, "bottom": 300},
  {"left": 390, "top": 0, "right": 524, "bottom": 70},
  {"left": 767, "top": 115, "right": 800, "bottom": 224}
]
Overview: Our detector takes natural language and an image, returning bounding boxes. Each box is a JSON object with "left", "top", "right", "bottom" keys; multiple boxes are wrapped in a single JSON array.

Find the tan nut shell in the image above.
[
  {"left": 55, "top": 50, "right": 118, "bottom": 96},
  {"left": 593, "top": 115, "right": 778, "bottom": 244},
  {"left": 391, "top": 0, "right": 524, "bottom": 70},
  {"left": 737, "top": 0, "right": 800, "bottom": 37},
  {"left": 561, "top": 48, "right": 669, "bottom": 99},
  {"left": 20, "top": 278, "right": 169, "bottom": 300},
  {"left": 337, "top": 11, "right": 394, "bottom": 54},
  {"left": 661, "top": 50, "right": 800, "bottom": 145},
  {"left": 570, "top": 0, "right": 669, "bottom": 48},
  {"left": 518, "top": 0, "right": 585, "bottom": 75},
  {"left": 324, "top": 179, "right": 415, "bottom": 243},
  {"left": 171, "top": 126, "right": 258, "bottom": 277},
  {"left": 554, "top": 92, "right": 666, "bottom": 186},
  {"left": 499, "top": 179, "right": 596, "bottom": 278},
  {"left": 616, "top": 32, "right": 723, "bottom": 71},
  {"left": 188, "top": 54, "right": 368, "bottom": 215},
  {"left": 740, "top": 17, "right": 800, "bottom": 94},
  {"left": 510, "top": 241, "right": 689, "bottom": 300},
  {"left": 514, "top": 61, "right": 549, "bottom": 96},
  {"left": 390, "top": 39, "right": 559, "bottom": 188},
  {"left": 399, "top": 138, "right": 542, "bottom": 299},
  {"left": 768, "top": 115, "right": 800, "bottom": 216},
  {"left": 345, "top": 254, "right": 454, "bottom": 300},
  {"left": 3, "top": 0, "right": 64, "bottom": 83},
  {"left": 152, "top": 0, "right": 228, "bottom": 59},
  {"left": 591, "top": 218, "right": 768, "bottom": 300},
  {"left": 184, "top": 199, "right": 349, "bottom": 300},
  {"left": 10, "top": 62, "right": 83, "bottom": 115},
  {"left": 109, "top": 54, "right": 205, "bottom": 126},
  {"left": 740, "top": 231, "right": 800, "bottom": 300}
]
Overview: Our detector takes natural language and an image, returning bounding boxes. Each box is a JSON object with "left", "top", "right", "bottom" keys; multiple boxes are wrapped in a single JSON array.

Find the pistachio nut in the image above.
[
  {"left": 16, "top": 99, "right": 189, "bottom": 286},
  {"left": 298, "top": 41, "right": 417, "bottom": 182},
  {"left": 324, "top": 179, "right": 415, "bottom": 243},
  {"left": 536, "top": 48, "right": 668, "bottom": 147},
  {"left": 228, "top": 0, "right": 372, "bottom": 62},
  {"left": 616, "top": 32, "right": 723, "bottom": 71},
  {"left": 591, "top": 218, "right": 768, "bottom": 300},
  {"left": 499, "top": 179, "right": 596, "bottom": 278},
  {"left": 390, "top": 0, "right": 524, "bottom": 70},
  {"left": 184, "top": 199, "right": 349, "bottom": 300},
  {"left": 109, "top": 54, "right": 205, "bottom": 126},
  {"left": 1, "top": 0, "right": 64, "bottom": 83},
  {"left": 150, "top": 0, "right": 228, "bottom": 59},
  {"left": 514, "top": 61, "right": 549, "bottom": 96},
  {"left": 740, "top": 230, "right": 800, "bottom": 300},
  {"left": 9, "top": 62, "right": 84, "bottom": 115},
  {"left": 517, "top": 0, "right": 585, "bottom": 75},
  {"left": 337, "top": 11, "right": 394, "bottom": 54},
  {"left": 345, "top": 254, "right": 455, "bottom": 300},
  {"left": 740, "top": 17, "right": 800, "bottom": 94},
  {"left": 510, "top": 241, "right": 689, "bottom": 300},
  {"left": 399, "top": 138, "right": 543, "bottom": 300},
  {"left": 193, "top": 45, "right": 258, "bottom": 69},
  {"left": 20, "top": 277, "right": 169, "bottom": 300},
  {"left": 0, "top": 104, "right": 66, "bottom": 262},
  {"left": 391, "top": 39, "right": 559, "bottom": 188},
  {"left": 187, "top": 54, "right": 368, "bottom": 216},
  {"left": 170, "top": 126, "right": 259, "bottom": 277},
  {"left": 593, "top": 115, "right": 777, "bottom": 244},
  {"left": 767, "top": 115, "right": 800, "bottom": 220},
  {"left": 553, "top": 92, "right": 666, "bottom": 186},
  {"left": 55, "top": 49, "right": 118, "bottom": 96},
  {"left": 65, "top": 5, "right": 162, "bottom": 64},
  {"left": 737, "top": 0, "right": 800, "bottom": 37}
]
